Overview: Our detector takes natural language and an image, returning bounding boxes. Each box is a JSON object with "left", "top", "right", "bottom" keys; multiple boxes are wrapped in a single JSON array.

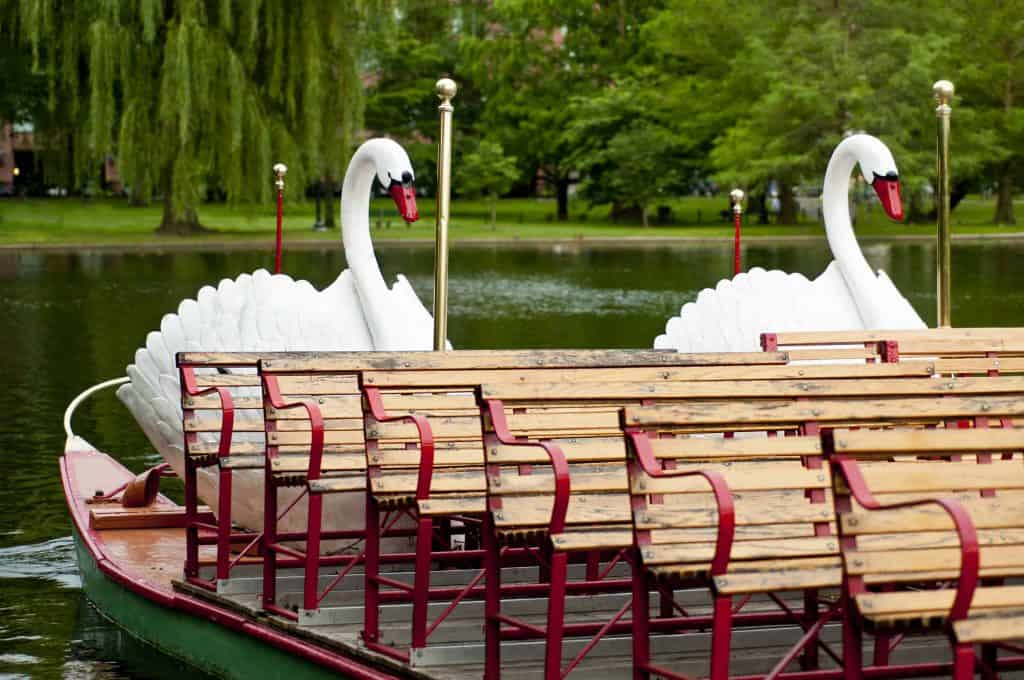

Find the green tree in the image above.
[
  {"left": 565, "top": 77, "right": 686, "bottom": 225},
  {"left": 14, "top": 1, "right": 367, "bottom": 233},
  {"left": 455, "top": 137, "right": 518, "bottom": 228},
  {"left": 363, "top": 0, "right": 488, "bottom": 201},
  {"left": 463, "top": 0, "right": 664, "bottom": 221},
  {"left": 953, "top": 1, "right": 1024, "bottom": 224}
]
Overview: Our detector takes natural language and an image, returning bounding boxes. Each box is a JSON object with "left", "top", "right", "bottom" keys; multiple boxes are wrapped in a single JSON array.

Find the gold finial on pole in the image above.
[
  {"left": 433, "top": 78, "right": 457, "bottom": 351},
  {"left": 730, "top": 189, "right": 744, "bottom": 276},
  {"left": 933, "top": 79, "right": 954, "bottom": 327}
]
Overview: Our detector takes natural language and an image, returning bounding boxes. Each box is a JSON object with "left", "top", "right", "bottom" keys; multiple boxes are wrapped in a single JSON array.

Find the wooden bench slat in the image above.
[
  {"left": 625, "top": 395, "right": 1024, "bottom": 427},
  {"left": 269, "top": 429, "right": 365, "bottom": 446},
  {"left": 846, "top": 544, "right": 1024, "bottom": 576},
  {"left": 271, "top": 453, "right": 365, "bottom": 473},
  {"left": 308, "top": 476, "right": 368, "bottom": 494},
  {"left": 417, "top": 496, "right": 487, "bottom": 516},
  {"left": 650, "top": 522, "right": 828, "bottom": 545},
  {"left": 648, "top": 435, "right": 821, "bottom": 459},
  {"left": 488, "top": 437, "right": 627, "bottom": 464},
  {"left": 365, "top": 361, "right": 932, "bottom": 388},
  {"left": 260, "top": 350, "right": 789, "bottom": 373},
  {"left": 768, "top": 328, "right": 1024, "bottom": 347},
  {"left": 550, "top": 530, "right": 634, "bottom": 551},
  {"left": 854, "top": 461, "right": 1024, "bottom": 494},
  {"left": 634, "top": 462, "right": 830, "bottom": 494},
  {"left": 709, "top": 558, "right": 842, "bottom": 594},
  {"left": 489, "top": 466, "right": 627, "bottom": 495},
  {"left": 370, "top": 447, "right": 483, "bottom": 468},
  {"left": 841, "top": 494, "right": 1024, "bottom": 534},
  {"left": 369, "top": 470, "right": 485, "bottom": 494},
  {"left": 857, "top": 585, "right": 1024, "bottom": 619},
  {"left": 644, "top": 535, "right": 839, "bottom": 566},
  {"left": 955, "top": 614, "right": 1024, "bottom": 643},
  {"left": 833, "top": 426, "right": 1024, "bottom": 454},
  {"left": 368, "top": 417, "right": 481, "bottom": 440},
  {"left": 494, "top": 494, "right": 632, "bottom": 527},
  {"left": 185, "top": 394, "right": 264, "bottom": 410},
  {"left": 638, "top": 498, "right": 833, "bottom": 529}
]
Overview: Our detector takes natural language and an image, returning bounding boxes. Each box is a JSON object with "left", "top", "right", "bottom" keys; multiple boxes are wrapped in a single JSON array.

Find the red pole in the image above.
[
  {"left": 273, "top": 163, "right": 287, "bottom": 274},
  {"left": 730, "top": 188, "right": 744, "bottom": 276}
]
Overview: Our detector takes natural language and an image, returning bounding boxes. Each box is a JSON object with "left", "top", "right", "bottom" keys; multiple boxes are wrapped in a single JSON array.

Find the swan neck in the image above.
[
  {"left": 823, "top": 140, "right": 880, "bottom": 325},
  {"left": 341, "top": 150, "right": 380, "bottom": 274}
]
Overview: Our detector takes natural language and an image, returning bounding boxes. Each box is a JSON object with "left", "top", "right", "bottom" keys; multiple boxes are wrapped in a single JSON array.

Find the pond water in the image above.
[{"left": 1, "top": 238, "right": 1023, "bottom": 677}]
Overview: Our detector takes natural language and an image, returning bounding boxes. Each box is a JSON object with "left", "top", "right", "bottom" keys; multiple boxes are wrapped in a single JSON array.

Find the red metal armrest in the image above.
[
  {"left": 833, "top": 458, "right": 979, "bottom": 622},
  {"left": 261, "top": 374, "right": 325, "bottom": 480},
  {"left": 180, "top": 366, "right": 236, "bottom": 459},
  {"left": 363, "top": 386, "right": 436, "bottom": 501},
  {"left": 625, "top": 429, "right": 735, "bottom": 576},
  {"left": 484, "top": 399, "right": 570, "bottom": 535}
]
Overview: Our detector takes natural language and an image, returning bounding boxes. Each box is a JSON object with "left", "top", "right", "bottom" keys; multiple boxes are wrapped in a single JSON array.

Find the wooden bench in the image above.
[
  {"left": 177, "top": 352, "right": 266, "bottom": 591},
  {"left": 762, "top": 327, "right": 1024, "bottom": 364},
  {"left": 256, "top": 350, "right": 786, "bottom": 640},
  {"left": 475, "top": 370, "right": 1024, "bottom": 679},
  {"left": 619, "top": 375, "right": 1024, "bottom": 680},
  {"left": 827, "top": 426, "right": 1024, "bottom": 680}
]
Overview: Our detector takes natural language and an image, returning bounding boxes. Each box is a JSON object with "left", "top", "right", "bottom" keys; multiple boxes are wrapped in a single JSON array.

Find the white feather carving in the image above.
[
  {"left": 656, "top": 135, "right": 925, "bottom": 353},
  {"left": 117, "top": 139, "right": 437, "bottom": 545}
]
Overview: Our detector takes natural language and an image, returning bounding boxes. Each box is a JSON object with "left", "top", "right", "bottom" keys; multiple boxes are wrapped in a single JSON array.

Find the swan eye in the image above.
[{"left": 401, "top": 170, "right": 413, "bottom": 184}]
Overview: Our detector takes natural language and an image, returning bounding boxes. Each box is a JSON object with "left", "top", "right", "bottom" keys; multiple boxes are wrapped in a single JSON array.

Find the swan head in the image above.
[
  {"left": 365, "top": 138, "right": 420, "bottom": 223},
  {"left": 843, "top": 133, "right": 904, "bottom": 222}
]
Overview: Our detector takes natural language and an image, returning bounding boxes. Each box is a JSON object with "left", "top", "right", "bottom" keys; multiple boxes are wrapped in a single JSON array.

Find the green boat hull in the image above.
[{"left": 71, "top": 526, "right": 341, "bottom": 680}]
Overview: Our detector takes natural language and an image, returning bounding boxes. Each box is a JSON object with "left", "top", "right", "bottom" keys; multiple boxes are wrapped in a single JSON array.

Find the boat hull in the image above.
[
  {"left": 70, "top": 525, "right": 338, "bottom": 680},
  {"left": 61, "top": 449, "right": 397, "bottom": 680}
]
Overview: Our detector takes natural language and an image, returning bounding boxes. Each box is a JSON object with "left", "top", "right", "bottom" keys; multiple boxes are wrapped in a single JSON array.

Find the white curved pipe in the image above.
[{"left": 64, "top": 376, "right": 130, "bottom": 439}]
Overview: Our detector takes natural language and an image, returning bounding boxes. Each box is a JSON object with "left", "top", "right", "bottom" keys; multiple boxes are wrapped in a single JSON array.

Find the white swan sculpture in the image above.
[
  {"left": 655, "top": 134, "right": 925, "bottom": 352},
  {"left": 117, "top": 138, "right": 436, "bottom": 539}
]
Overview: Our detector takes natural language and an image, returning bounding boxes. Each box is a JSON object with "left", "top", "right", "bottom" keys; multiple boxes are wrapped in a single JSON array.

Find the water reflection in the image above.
[{"left": 1, "top": 241, "right": 1023, "bottom": 676}]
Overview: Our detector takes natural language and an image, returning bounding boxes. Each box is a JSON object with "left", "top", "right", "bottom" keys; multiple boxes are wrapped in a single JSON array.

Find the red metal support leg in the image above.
[
  {"left": 586, "top": 550, "right": 600, "bottom": 582},
  {"left": 184, "top": 457, "right": 199, "bottom": 578},
  {"left": 981, "top": 642, "right": 997, "bottom": 680},
  {"left": 659, "top": 588, "right": 674, "bottom": 619},
  {"left": 710, "top": 592, "right": 732, "bottom": 680},
  {"left": 363, "top": 497, "right": 381, "bottom": 646},
  {"left": 262, "top": 478, "right": 278, "bottom": 610},
  {"left": 216, "top": 466, "right": 233, "bottom": 583},
  {"left": 304, "top": 492, "right": 323, "bottom": 611},
  {"left": 841, "top": 592, "right": 863, "bottom": 680},
  {"left": 483, "top": 514, "right": 501, "bottom": 680},
  {"left": 631, "top": 555, "right": 651, "bottom": 680},
  {"left": 545, "top": 551, "right": 569, "bottom": 680},
  {"left": 411, "top": 515, "right": 434, "bottom": 650},
  {"left": 801, "top": 588, "right": 820, "bottom": 670},
  {"left": 953, "top": 642, "right": 976, "bottom": 680}
]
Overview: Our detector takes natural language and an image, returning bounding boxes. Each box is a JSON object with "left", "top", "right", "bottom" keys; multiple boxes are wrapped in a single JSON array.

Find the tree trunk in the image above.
[
  {"left": 555, "top": 177, "right": 570, "bottom": 221},
  {"left": 994, "top": 163, "right": 1016, "bottom": 225},
  {"left": 325, "top": 178, "right": 337, "bottom": 228},
  {"left": 641, "top": 205, "right": 649, "bottom": 228},
  {"left": 157, "top": 199, "right": 203, "bottom": 235},
  {"left": 489, "top": 194, "right": 497, "bottom": 230},
  {"left": 776, "top": 182, "right": 797, "bottom": 225}
]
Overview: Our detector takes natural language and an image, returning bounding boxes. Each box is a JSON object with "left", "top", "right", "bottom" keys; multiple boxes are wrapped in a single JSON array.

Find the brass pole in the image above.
[
  {"left": 934, "top": 80, "right": 954, "bottom": 327},
  {"left": 433, "top": 78, "right": 457, "bottom": 351}
]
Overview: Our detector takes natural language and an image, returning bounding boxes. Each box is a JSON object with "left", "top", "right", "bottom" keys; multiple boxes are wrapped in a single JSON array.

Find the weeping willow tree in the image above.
[{"left": 15, "top": 1, "right": 367, "bottom": 233}]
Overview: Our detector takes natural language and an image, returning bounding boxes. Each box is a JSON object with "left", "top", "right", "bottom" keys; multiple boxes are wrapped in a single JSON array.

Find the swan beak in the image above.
[
  {"left": 872, "top": 177, "right": 903, "bottom": 222},
  {"left": 389, "top": 181, "right": 419, "bottom": 223}
]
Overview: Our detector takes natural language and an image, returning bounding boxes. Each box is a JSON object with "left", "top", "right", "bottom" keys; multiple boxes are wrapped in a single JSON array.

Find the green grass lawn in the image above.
[{"left": 0, "top": 194, "right": 1021, "bottom": 246}]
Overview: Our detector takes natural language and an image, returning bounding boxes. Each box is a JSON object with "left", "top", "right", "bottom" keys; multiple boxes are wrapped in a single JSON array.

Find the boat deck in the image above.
[{"left": 68, "top": 448, "right": 969, "bottom": 679}]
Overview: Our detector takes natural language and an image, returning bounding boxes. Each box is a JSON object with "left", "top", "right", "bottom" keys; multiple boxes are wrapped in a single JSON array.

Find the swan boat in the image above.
[{"left": 60, "top": 132, "right": 964, "bottom": 678}]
